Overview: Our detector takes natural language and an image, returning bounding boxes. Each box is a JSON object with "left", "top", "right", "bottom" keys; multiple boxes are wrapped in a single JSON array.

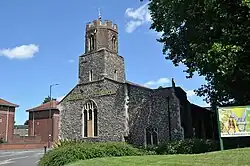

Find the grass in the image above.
[{"left": 66, "top": 148, "right": 250, "bottom": 166}]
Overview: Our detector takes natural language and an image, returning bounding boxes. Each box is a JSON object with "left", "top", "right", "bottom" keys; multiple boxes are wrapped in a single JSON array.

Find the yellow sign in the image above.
[
  {"left": 218, "top": 106, "right": 250, "bottom": 137},
  {"left": 65, "top": 89, "right": 116, "bottom": 101}
]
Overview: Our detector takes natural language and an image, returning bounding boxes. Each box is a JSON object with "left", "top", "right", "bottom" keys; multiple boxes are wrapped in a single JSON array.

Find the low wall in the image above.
[
  {"left": 8, "top": 135, "right": 42, "bottom": 144},
  {"left": 0, "top": 142, "right": 47, "bottom": 150}
]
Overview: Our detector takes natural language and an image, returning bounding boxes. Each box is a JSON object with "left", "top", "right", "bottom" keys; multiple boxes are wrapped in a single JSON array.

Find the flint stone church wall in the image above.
[
  {"left": 59, "top": 79, "right": 126, "bottom": 142},
  {"left": 58, "top": 18, "right": 188, "bottom": 147}
]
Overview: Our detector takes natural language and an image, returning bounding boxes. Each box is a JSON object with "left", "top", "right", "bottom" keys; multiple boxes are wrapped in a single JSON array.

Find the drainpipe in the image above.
[{"left": 5, "top": 107, "right": 9, "bottom": 142}]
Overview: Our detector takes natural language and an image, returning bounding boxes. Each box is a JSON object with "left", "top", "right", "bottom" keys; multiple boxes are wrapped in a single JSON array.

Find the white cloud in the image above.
[
  {"left": 125, "top": 2, "right": 151, "bottom": 33},
  {"left": 144, "top": 77, "right": 170, "bottom": 88},
  {"left": 68, "top": 59, "right": 74, "bottom": 63},
  {"left": 0, "top": 44, "right": 39, "bottom": 59},
  {"left": 57, "top": 95, "right": 65, "bottom": 102},
  {"left": 186, "top": 90, "right": 196, "bottom": 97}
]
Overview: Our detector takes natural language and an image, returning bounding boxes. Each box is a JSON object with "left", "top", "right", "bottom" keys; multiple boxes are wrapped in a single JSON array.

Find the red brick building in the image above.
[
  {"left": 0, "top": 98, "right": 19, "bottom": 142},
  {"left": 26, "top": 100, "right": 60, "bottom": 144}
]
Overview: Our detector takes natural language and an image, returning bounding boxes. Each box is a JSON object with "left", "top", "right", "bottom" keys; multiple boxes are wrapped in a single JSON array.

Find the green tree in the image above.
[
  {"left": 147, "top": 0, "right": 250, "bottom": 106},
  {"left": 43, "top": 96, "right": 56, "bottom": 104},
  {"left": 24, "top": 120, "right": 29, "bottom": 125}
]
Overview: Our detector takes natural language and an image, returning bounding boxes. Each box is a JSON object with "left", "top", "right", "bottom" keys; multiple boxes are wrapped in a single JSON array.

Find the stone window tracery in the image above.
[
  {"left": 82, "top": 100, "right": 98, "bottom": 137},
  {"left": 146, "top": 126, "right": 158, "bottom": 146}
]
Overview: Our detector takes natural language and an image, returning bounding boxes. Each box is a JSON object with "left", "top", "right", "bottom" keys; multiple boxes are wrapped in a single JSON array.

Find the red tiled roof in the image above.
[
  {"left": 0, "top": 98, "right": 19, "bottom": 107},
  {"left": 26, "top": 100, "right": 59, "bottom": 112}
]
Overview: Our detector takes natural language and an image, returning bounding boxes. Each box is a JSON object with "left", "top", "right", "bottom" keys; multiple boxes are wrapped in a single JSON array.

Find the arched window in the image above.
[
  {"left": 89, "top": 34, "right": 95, "bottom": 51},
  {"left": 82, "top": 100, "right": 98, "bottom": 138},
  {"left": 146, "top": 126, "right": 158, "bottom": 146}
]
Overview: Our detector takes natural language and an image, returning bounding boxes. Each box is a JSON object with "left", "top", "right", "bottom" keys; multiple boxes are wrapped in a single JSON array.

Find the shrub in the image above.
[
  {"left": 39, "top": 141, "right": 147, "bottom": 166},
  {"left": 52, "top": 139, "right": 84, "bottom": 149},
  {"left": 156, "top": 139, "right": 219, "bottom": 155},
  {"left": 0, "top": 137, "right": 4, "bottom": 144}
]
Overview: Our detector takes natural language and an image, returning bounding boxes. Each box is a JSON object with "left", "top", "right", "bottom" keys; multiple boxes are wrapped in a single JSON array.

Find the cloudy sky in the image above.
[{"left": 0, "top": 0, "right": 208, "bottom": 125}]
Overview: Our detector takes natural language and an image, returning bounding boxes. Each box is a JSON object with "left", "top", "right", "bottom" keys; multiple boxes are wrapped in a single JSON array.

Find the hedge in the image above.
[
  {"left": 38, "top": 141, "right": 147, "bottom": 166},
  {"left": 155, "top": 139, "right": 219, "bottom": 155}
]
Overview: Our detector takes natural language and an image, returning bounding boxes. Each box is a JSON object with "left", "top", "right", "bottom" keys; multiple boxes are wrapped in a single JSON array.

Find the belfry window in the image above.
[
  {"left": 89, "top": 34, "right": 95, "bottom": 51},
  {"left": 82, "top": 100, "right": 98, "bottom": 137},
  {"left": 146, "top": 126, "right": 158, "bottom": 146}
]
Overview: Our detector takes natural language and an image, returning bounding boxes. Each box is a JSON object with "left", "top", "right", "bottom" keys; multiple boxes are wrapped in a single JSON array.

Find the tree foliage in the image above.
[
  {"left": 43, "top": 96, "right": 56, "bottom": 104},
  {"left": 148, "top": 0, "right": 250, "bottom": 106}
]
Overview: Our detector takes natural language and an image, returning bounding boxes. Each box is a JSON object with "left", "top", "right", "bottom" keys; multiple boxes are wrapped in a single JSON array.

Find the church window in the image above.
[
  {"left": 146, "top": 126, "right": 158, "bottom": 146},
  {"left": 94, "top": 109, "right": 98, "bottom": 136},
  {"left": 114, "top": 70, "right": 117, "bottom": 80},
  {"left": 84, "top": 110, "right": 88, "bottom": 137},
  {"left": 90, "top": 34, "right": 95, "bottom": 51},
  {"left": 89, "top": 109, "right": 92, "bottom": 120},
  {"left": 82, "top": 100, "right": 98, "bottom": 138},
  {"left": 89, "top": 70, "right": 93, "bottom": 81}
]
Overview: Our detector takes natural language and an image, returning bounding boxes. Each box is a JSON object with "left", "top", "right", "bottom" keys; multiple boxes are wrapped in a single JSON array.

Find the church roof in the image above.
[
  {"left": 26, "top": 100, "right": 59, "bottom": 112},
  {"left": 0, "top": 98, "right": 19, "bottom": 107},
  {"left": 125, "top": 81, "right": 151, "bottom": 90}
]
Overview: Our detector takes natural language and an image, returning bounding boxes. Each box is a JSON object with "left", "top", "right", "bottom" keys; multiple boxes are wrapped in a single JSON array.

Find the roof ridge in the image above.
[
  {"left": 26, "top": 100, "right": 59, "bottom": 112},
  {"left": 0, "top": 98, "right": 19, "bottom": 107}
]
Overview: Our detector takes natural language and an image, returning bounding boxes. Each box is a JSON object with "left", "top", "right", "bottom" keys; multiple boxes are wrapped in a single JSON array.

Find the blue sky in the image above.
[{"left": 0, "top": 0, "right": 209, "bottom": 125}]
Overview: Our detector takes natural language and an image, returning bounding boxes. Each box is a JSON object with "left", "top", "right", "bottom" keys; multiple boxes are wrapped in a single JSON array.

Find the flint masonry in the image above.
[{"left": 58, "top": 17, "right": 195, "bottom": 146}]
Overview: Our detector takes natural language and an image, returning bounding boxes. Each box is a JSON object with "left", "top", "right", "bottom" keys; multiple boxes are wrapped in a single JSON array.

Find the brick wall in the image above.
[
  {"left": 0, "top": 109, "right": 15, "bottom": 142},
  {"left": 28, "top": 118, "right": 52, "bottom": 142},
  {"left": 28, "top": 111, "right": 59, "bottom": 143},
  {"left": 0, "top": 143, "right": 47, "bottom": 150},
  {"left": 8, "top": 135, "right": 42, "bottom": 144}
]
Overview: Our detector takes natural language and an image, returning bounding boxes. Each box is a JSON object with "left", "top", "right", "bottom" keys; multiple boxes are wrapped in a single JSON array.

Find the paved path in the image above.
[{"left": 0, "top": 149, "right": 45, "bottom": 166}]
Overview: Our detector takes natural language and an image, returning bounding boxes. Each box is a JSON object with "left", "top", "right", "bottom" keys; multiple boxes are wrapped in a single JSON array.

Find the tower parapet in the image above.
[
  {"left": 85, "top": 19, "right": 118, "bottom": 54},
  {"left": 86, "top": 19, "right": 118, "bottom": 32}
]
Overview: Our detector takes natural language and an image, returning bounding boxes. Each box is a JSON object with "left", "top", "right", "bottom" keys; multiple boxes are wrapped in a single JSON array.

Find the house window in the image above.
[
  {"left": 89, "top": 70, "right": 93, "bottom": 81},
  {"left": 146, "top": 126, "right": 158, "bottom": 146},
  {"left": 114, "top": 70, "right": 117, "bottom": 80},
  {"left": 82, "top": 100, "right": 98, "bottom": 137}
]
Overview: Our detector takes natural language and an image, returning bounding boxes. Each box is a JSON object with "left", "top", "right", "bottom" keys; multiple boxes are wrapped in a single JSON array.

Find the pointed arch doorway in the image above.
[{"left": 82, "top": 100, "right": 98, "bottom": 137}]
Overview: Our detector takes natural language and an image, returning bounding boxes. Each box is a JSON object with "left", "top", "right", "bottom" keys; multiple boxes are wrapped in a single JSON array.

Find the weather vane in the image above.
[{"left": 98, "top": 8, "right": 102, "bottom": 21}]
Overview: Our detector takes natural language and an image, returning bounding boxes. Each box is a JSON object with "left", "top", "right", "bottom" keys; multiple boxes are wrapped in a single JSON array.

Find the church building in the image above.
[{"left": 58, "top": 17, "right": 199, "bottom": 146}]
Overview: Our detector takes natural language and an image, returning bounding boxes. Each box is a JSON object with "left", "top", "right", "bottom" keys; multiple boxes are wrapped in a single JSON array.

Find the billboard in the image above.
[{"left": 218, "top": 106, "right": 250, "bottom": 137}]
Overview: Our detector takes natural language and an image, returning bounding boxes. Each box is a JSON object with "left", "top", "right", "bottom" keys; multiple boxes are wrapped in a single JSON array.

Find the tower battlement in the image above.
[{"left": 86, "top": 19, "right": 118, "bottom": 32}]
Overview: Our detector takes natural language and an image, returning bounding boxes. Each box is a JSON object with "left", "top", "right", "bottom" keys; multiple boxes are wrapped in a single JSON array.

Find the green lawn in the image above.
[{"left": 66, "top": 148, "right": 250, "bottom": 166}]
